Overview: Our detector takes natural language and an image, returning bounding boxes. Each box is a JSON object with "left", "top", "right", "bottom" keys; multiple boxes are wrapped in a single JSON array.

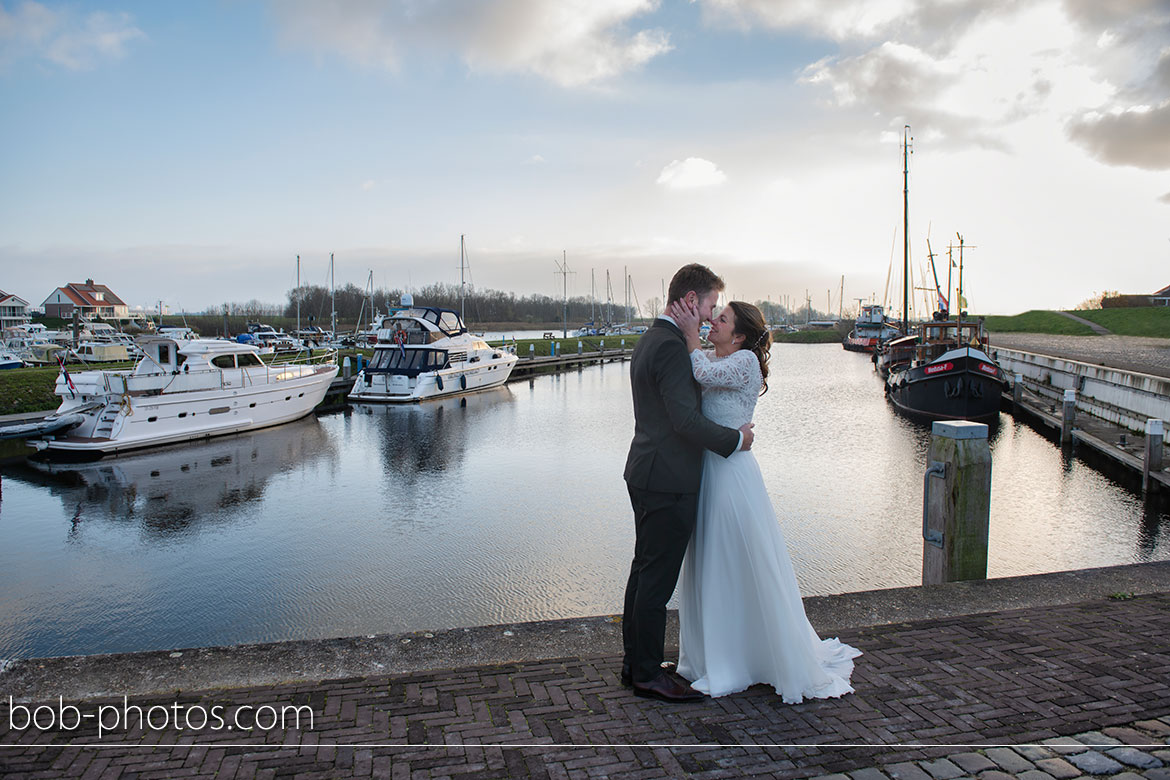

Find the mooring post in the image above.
[
  {"left": 1061, "top": 389, "right": 1077, "bottom": 444},
  {"left": 1145, "top": 418, "right": 1165, "bottom": 493},
  {"left": 578, "top": 340, "right": 583, "bottom": 354},
  {"left": 922, "top": 420, "right": 991, "bottom": 586},
  {"left": 529, "top": 344, "right": 534, "bottom": 360},
  {"left": 342, "top": 356, "right": 351, "bottom": 380},
  {"left": 1012, "top": 373, "right": 1023, "bottom": 411}
]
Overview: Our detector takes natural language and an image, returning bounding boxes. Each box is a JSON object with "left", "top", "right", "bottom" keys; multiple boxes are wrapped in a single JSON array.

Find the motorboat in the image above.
[
  {"left": 68, "top": 341, "right": 131, "bottom": 363},
  {"left": 884, "top": 315, "right": 1010, "bottom": 423},
  {"left": 16, "top": 336, "right": 338, "bottom": 457},
  {"left": 843, "top": 304, "right": 901, "bottom": 353},
  {"left": 349, "top": 298, "right": 518, "bottom": 403},
  {"left": 0, "top": 349, "right": 23, "bottom": 369}
]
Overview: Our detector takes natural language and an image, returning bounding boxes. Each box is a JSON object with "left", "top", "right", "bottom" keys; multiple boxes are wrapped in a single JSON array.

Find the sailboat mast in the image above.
[
  {"left": 902, "top": 125, "right": 912, "bottom": 333},
  {"left": 460, "top": 235, "right": 466, "bottom": 321},
  {"left": 330, "top": 253, "right": 336, "bottom": 338},
  {"left": 296, "top": 255, "right": 301, "bottom": 335}
]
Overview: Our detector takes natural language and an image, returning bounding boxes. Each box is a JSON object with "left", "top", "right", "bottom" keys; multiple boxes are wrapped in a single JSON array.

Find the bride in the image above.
[{"left": 668, "top": 299, "right": 861, "bottom": 702}]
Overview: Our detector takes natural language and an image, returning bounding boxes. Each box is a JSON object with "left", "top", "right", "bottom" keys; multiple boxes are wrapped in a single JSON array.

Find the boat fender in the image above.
[
  {"left": 460, "top": 375, "right": 467, "bottom": 390},
  {"left": 436, "top": 374, "right": 444, "bottom": 390}
]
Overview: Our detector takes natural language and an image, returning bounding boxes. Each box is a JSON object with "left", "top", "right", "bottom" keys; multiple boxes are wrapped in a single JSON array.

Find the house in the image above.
[
  {"left": 42, "top": 279, "right": 129, "bottom": 320},
  {"left": 0, "top": 290, "right": 31, "bottom": 330},
  {"left": 1153, "top": 284, "right": 1170, "bottom": 307}
]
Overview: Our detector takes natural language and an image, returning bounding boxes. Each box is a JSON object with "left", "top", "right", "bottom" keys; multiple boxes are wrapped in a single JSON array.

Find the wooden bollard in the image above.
[
  {"left": 1061, "top": 389, "right": 1076, "bottom": 444},
  {"left": 1145, "top": 418, "right": 1165, "bottom": 493},
  {"left": 923, "top": 420, "right": 991, "bottom": 586}
]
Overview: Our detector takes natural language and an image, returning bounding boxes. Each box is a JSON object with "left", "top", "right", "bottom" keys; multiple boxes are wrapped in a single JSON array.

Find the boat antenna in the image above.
[
  {"left": 554, "top": 251, "right": 574, "bottom": 338},
  {"left": 956, "top": 232, "right": 975, "bottom": 315},
  {"left": 902, "top": 124, "right": 912, "bottom": 333}
]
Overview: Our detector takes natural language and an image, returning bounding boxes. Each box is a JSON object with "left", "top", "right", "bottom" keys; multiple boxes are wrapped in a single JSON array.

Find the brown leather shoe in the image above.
[
  {"left": 622, "top": 661, "right": 677, "bottom": 688},
  {"left": 632, "top": 671, "right": 706, "bottom": 702}
]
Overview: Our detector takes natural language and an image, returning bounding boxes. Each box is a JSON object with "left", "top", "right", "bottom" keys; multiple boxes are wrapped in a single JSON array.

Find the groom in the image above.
[{"left": 622, "top": 263, "right": 754, "bottom": 702}]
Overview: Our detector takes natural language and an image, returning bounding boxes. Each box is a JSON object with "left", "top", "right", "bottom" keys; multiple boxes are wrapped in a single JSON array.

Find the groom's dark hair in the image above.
[{"left": 667, "top": 263, "right": 724, "bottom": 305}]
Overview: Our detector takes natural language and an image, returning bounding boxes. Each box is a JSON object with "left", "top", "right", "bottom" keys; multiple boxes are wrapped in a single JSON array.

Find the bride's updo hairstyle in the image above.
[{"left": 728, "top": 301, "right": 772, "bottom": 396}]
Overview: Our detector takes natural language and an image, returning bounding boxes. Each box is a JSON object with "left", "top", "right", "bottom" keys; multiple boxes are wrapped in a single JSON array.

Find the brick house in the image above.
[
  {"left": 0, "top": 290, "right": 31, "bottom": 330},
  {"left": 42, "top": 280, "right": 129, "bottom": 320},
  {"left": 1153, "top": 284, "right": 1170, "bottom": 307}
]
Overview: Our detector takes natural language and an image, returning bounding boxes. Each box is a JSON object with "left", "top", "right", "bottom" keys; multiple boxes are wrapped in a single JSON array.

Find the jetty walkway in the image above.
[{"left": 3, "top": 563, "right": 1170, "bottom": 778}]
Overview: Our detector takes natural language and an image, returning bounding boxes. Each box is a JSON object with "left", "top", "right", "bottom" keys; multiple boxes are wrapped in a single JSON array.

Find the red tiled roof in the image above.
[
  {"left": 60, "top": 282, "right": 126, "bottom": 308},
  {"left": 1154, "top": 284, "right": 1170, "bottom": 297}
]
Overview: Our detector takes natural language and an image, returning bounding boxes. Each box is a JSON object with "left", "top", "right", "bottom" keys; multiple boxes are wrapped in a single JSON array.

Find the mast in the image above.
[
  {"left": 296, "top": 255, "right": 301, "bottom": 335},
  {"left": 330, "top": 253, "right": 336, "bottom": 338},
  {"left": 554, "top": 250, "right": 572, "bottom": 338},
  {"left": 902, "top": 125, "right": 912, "bottom": 333},
  {"left": 460, "top": 235, "right": 466, "bottom": 321},
  {"left": 591, "top": 268, "right": 596, "bottom": 323},
  {"left": 838, "top": 275, "right": 844, "bottom": 320}
]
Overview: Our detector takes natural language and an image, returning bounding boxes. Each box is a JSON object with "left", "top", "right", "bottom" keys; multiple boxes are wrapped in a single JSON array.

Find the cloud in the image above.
[
  {"left": 1067, "top": 102, "right": 1170, "bottom": 170},
  {"left": 656, "top": 158, "right": 727, "bottom": 189},
  {"left": 524, "top": 154, "right": 546, "bottom": 165},
  {"left": 0, "top": 1, "right": 144, "bottom": 70},
  {"left": 269, "top": 0, "right": 672, "bottom": 87}
]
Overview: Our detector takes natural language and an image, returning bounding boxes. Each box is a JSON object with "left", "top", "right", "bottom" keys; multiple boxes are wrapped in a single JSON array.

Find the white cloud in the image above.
[
  {"left": 0, "top": 2, "right": 143, "bottom": 70},
  {"left": 656, "top": 157, "right": 727, "bottom": 189},
  {"left": 361, "top": 179, "right": 377, "bottom": 191},
  {"left": 524, "top": 154, "right": 546, "bottom": 165},
  {"left": 269, "top": 0, "right": 672, "bottom": 87}
]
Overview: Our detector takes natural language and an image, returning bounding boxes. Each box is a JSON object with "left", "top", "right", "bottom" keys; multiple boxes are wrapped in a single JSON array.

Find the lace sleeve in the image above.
[{"left": 690, "top": 348, "right": 760, "bottom": 391}]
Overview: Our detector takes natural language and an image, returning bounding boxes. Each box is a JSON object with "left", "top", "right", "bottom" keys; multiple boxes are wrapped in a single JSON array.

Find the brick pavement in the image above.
[{"left": 2, "top": 594, "right": 1169, "bottom": 779}]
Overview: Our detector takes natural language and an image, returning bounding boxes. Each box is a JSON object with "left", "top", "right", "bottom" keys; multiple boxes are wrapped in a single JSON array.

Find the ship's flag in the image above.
[
  {"left": 938, "top": 293, "right": 949, "bottom": 312},
  {"left": 57, "top": 353, "right": 76, "bottom": 398}
]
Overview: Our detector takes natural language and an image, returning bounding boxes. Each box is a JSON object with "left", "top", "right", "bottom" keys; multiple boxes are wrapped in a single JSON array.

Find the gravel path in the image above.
[{"left": 991, "top": 333, "right": 1170, "bottom": 379}]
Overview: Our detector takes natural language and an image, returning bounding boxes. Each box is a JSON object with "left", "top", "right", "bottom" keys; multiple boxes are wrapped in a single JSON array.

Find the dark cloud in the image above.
[{"left": 1067, "top": 101, "right": 1170, "bottom": 170}]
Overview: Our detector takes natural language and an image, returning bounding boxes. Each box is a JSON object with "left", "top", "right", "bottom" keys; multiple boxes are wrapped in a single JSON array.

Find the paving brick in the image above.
[
  {"left": 1042, "top": 738, "right": 1091, "bottom": 756},
  {"left": 920, "top": 759, "right": 964, "bottom": 779},
  {"left": 1034, "top": 757, "right": 1082, "bottom": 778},
  {"left": 1067, "top": 751, "right": 1125, "bottom": 775},
  {"left": 1074, "top": 731, "right": 1124, "bottom": 746},
  {"left": 985, "top": 748, "right": 1036, "bottom": 774},
  {"left": 949, "top": 753, "right": 996, "bottom": 774},
  {"left": 1142, "top": 768, "right": 1170, "bottom": 780},
  {"left": 1105, "top": 748, "right": 1164, "bottom": 769},
  {"left": 884, "top": 762, "right": 933, "bottom": 780},
  {"left": 1016, "top": 771, "right": 1056, "bottom": 780},
  {"left": 1016, "top": 747, "right": 1055, "bottom": 762}
]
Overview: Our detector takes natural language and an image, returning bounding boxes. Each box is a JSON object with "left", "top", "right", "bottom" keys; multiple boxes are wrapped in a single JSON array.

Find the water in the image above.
[{"left": 1, "top": 345, "right": 1167, "bottom": 659}]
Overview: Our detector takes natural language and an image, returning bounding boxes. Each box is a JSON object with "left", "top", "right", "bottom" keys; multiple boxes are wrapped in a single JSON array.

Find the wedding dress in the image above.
[{"left": 677, "top": 348, "right": 861, "bottom": 701}]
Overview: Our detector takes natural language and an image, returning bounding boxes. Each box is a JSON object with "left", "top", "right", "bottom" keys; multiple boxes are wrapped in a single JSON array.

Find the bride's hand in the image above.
[{"left": 668, "top": 300, "right": 703, "bottom": 352}]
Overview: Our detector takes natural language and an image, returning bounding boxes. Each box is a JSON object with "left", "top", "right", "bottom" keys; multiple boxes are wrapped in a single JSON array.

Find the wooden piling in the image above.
[
  {"left": 1145, "top": 418, "right": 1165, "bottom": 494},
  {"left": 923, "top": 420, "right": 991, "bottom": 586},
  {"left": 1061, "top": 389, "right": 1076, "bottom": 445}
]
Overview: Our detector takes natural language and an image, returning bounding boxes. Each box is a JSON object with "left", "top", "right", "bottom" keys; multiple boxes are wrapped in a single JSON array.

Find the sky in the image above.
[{"left": 1, "top": 0, "right": 1168, "bottom": 319}]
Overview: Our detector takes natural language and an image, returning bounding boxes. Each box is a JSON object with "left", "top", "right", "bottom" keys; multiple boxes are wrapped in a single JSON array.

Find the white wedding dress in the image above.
[{"left": 677, "top": 348, "right": 861, "bottom": 702}]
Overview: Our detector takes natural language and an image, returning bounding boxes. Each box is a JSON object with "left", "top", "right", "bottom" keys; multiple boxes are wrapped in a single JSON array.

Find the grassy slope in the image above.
[
  {"left": 977, "top": 310, "right": 1095, "bottom": 336},
  {"left": 1069, "top": 307, "right": 1170, "bottom": 338}
]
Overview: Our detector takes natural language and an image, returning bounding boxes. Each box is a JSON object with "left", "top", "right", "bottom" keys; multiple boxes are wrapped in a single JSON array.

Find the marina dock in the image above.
[
  {"left": 995, "top": 344, "right": 1170, "bottom": 494},
  {"left": 3, "top": 562, "right": 1169, "bottom": 774}
]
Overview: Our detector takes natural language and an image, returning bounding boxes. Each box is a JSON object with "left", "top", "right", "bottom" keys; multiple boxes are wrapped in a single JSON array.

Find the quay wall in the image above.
[{"left": 993, "top": 347, "right": 1170, "bottom": 432}]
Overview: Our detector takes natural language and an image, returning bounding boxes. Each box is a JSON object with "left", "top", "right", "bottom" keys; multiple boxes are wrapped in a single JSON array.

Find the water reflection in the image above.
[
  {"left": 0, "top": 346, "right": 1166, "bottom": 659},
  {"left": 9, "top": 417, "right": 337, "bottom": 542},
  {"left": 352, "top": 387, "right": 514, "bottom": 483}
]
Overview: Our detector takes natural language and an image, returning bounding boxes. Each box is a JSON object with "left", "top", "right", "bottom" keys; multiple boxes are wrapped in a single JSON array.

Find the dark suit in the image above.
[{"left": 622, "top": 318, "right": 740, "bottom": 683}]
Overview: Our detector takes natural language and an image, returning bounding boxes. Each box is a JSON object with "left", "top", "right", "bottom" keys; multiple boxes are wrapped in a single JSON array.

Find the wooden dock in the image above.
[{"left": 1004, "top": 382, "right": 1170, "bottom": 494}]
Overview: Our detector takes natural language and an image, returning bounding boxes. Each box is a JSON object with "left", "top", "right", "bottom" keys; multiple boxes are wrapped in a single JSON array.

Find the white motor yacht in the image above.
[
  {"left": 22, "top": 336, "right": 338, "bottom": 457},
  {"left": 349, "top": 302, "right": 517, "bottom": 403}
]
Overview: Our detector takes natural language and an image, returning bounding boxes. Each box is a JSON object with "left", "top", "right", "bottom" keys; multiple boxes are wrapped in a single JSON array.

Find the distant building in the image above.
[
  {"left": 42, "top": 279, "right": 129, "bottom": 320},
  {"left": 1153, "top": 284, "right": 1170, "bottom": 307},
  {"left": 0, "top": 290, "right": 31, "bottom": 330}
]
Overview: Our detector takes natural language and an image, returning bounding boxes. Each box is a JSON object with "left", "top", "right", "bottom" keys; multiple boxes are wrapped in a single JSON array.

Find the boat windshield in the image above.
[{"left": 367, "top": 347, "right": 449, "bottom": 376}]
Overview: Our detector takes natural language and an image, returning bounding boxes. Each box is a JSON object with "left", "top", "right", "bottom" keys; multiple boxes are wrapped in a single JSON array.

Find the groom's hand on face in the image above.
[{"left": 739, "top": 423, "right": 754, "bottom": 451}]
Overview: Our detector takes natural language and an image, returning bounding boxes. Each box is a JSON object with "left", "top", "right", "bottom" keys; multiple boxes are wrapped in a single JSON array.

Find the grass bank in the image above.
[
  {"left": 0, "top": 366, "right": 62, "bottom": 415},
  {"left": 978, "top": 310, "right": 1096, "bottom": 336},
  {"left": 1069, "top": 308, "right": 1170, "bottom": 338}
]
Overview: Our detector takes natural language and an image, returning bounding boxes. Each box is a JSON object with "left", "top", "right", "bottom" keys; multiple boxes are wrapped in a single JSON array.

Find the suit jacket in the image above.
[{"left": 623, "top": 318, "right": 740, "bottom": 493}]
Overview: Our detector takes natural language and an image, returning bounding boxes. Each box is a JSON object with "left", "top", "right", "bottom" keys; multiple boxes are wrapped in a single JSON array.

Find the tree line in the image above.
[{"left": 203, "top": 283, "right": 809, "bottom": 327}]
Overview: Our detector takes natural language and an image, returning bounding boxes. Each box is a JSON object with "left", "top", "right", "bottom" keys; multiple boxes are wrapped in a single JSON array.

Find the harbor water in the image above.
[{"left": 1, "top": 344, "right": 1167, "bottom": 659}]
